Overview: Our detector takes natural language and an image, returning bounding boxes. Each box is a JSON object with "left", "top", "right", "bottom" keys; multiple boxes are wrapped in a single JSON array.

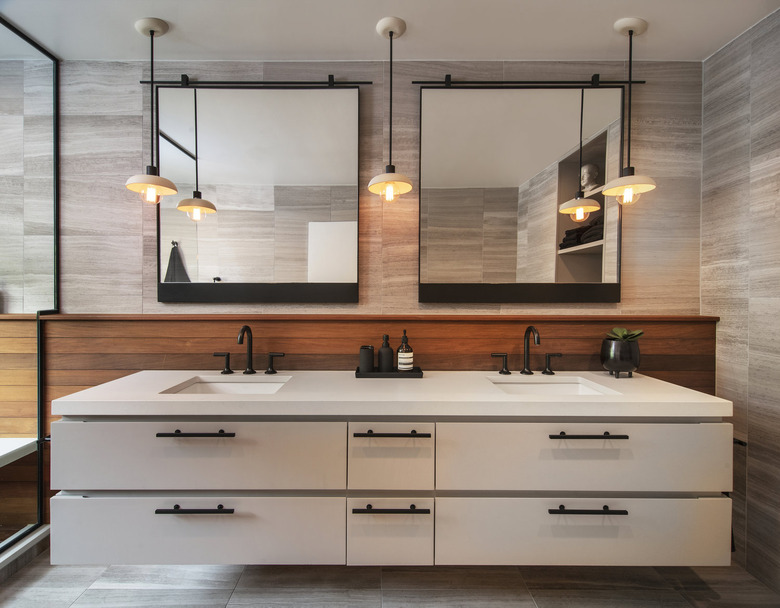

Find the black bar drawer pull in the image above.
[
  {"left": 352, "top": 503, "right": 431, "bottom": 515},
  {"left": 549, "top": 431, "right": 629, "bottom": 440},
  {"left": 155, "top": 503, "right": 235, "bottom": 515},
  {"left": 156, "top": 429, "right": 236, "bottom": 438},
  {"left": 353, "top": 429, "right": 432, "bottom": 438},
  {"left": 548, "top": 504, "right": 629, "bottom": 516}
]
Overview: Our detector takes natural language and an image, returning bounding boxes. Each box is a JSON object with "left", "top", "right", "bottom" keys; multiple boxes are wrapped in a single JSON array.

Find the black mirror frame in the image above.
[
  {"left": 154, "top": 82, "right": 364, "bottom": 304},
  {"left": 417, "top": 83, "right": 625, "bottom": 304}
]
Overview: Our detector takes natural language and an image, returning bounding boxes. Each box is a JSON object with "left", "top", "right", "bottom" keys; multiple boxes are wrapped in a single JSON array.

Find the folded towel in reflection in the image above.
[{"left": 581, "top": 225, "right": 604, "bottom": 243}]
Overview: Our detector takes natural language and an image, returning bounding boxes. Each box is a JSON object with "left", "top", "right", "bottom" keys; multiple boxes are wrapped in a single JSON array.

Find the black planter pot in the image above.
[{"left": 600, "top": 339, "right": 640, "bottom": 378}]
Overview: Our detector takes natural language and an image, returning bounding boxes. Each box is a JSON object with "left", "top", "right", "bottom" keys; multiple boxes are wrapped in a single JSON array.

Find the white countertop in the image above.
[
  {"left": 52, "top": 370, "right": 732, "bottom": 419},
  {"left": 0, "top": 438, "right": 37, "bottom": 468}
]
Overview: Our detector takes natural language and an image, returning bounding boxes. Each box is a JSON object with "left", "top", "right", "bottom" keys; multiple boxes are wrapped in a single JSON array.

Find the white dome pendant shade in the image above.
[
  {"left": 126, "top": 168, "right": 178, "bottom": 204},
  {"left": 602, "top": 168, "right": 656, "bottom": 205},
  {"left": 370, "top": 17, "right": 412, "bottom": 203},
  {"left": 368, "top": 165, "right": 412, "bottom": 202},
  {"left": 177, "top": 191, "right": 216, "bottom": 222},
  {"left": 559, "top": 193, "right": 601, "bottom": 223},
  {"left": 602, "top": 17, "right": 656, "bottom": 206},
  {"left": 126, "top": 18, "right": 177, "bottom": 204}
]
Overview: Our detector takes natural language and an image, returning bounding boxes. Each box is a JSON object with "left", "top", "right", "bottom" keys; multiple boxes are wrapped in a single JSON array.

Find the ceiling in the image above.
[{"left": 0, "top": 0, "right": 779, "bottom": 63}]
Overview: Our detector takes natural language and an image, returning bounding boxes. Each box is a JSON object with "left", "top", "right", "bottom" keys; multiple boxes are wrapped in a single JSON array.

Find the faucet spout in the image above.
[
  {"left": 521, "top": 325, "right": 540, "bottom": 375},
  {"left": 237, "top": 325, "right": 256, "bottom": 374}
]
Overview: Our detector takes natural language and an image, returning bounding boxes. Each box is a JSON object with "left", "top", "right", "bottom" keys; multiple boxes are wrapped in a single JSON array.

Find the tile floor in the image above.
[{"left": 2, "top": 551, "right": 780, "bottom": 607}]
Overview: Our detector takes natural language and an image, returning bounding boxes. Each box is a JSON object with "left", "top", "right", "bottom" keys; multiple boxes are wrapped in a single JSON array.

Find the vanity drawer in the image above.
[
  {"left": 348, "top": 422, "right": 434, "bottom": 490},
  {"left": 52, "top": 421, "right": 347, "bottom": 490},
  {"left": 347, "top": 497, "right": 434, "bottom": 565},
  {"left": 435, "top": 496, "right": 731, "bottom": 566},
  {"left": 51, "top": 494, "right": 346, "bottom": 565},
  {"left": 436, "top": 422, "right": 732, "bottom": 492}
]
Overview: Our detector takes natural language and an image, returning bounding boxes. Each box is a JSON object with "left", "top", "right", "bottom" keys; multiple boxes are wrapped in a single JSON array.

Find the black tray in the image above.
[{"left": 355, "top": 366, "right": 423, "bottom": 378}]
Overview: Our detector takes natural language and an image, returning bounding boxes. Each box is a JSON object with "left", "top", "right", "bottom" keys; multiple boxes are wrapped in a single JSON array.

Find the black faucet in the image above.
[
  {"left": 520, "top": 325, "right": 540, "bottom": 375},
  {"left": 237, "top": 325, "right": 256, "bottom": 374}
]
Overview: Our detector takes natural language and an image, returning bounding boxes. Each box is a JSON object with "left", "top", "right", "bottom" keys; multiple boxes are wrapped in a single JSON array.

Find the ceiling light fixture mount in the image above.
[
  {"left": 125, "top": 18, "right": 177, "bottom": 204},
  {"left": 602, "top": 17, "right": 656, "bottom": 206},
  {"left": 368, "top": 17, "right": 412, "bottom": 203}
]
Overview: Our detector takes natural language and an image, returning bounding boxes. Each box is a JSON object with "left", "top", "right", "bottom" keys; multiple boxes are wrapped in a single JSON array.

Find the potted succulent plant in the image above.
[{"left": 600, "top": 327, "right": 643, "bottom": 378}]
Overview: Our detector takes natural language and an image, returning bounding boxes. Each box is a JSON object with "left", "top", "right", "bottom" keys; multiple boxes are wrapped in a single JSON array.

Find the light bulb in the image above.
[
  {"left": 141, "top": 186, "right": 160, "bottom": 204},
  {"left": 188, "top": 208, "right": 203, "bottom": 222},
  {"left": 617, "top": 187, "right": 639, "bottom": 205},
  {"left": 571, "top": 207, "right": 590, "bottom": 223},
  {"left": 384, "top": 183, "right": 395, "bottom": 202}
]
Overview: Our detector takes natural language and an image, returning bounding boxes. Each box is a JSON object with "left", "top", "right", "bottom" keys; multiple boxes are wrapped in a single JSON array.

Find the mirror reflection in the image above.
[
  {"left": 0, "top": 25, "right": 56, "bottom": 313},
  {"left": 157, "top": 86, "right": 359, "bottom": 301},
  {"left": 419, "top": 87, "right": 622, "bottom": 301}
]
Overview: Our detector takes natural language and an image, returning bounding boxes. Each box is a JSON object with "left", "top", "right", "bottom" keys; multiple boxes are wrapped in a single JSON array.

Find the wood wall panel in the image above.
[
  {"left": 0, "top": 452, "right": 37, "bottom": 542},
  {"left": 0, "top": 316, "right": 37, "bottom": 439}
]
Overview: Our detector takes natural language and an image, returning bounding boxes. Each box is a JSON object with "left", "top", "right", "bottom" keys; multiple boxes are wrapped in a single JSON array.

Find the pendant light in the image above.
[
  {"left": 125, "top": 18, "right": 177, "bottom": 204},
  {"left": 602, "top": 17, "right": 656, "bottom": 206},
  {"left": 368, "top": 17, "right": 412, "bottom": 203},
  {"left": 559, "top": 89, "right": 602, "bottom": 223},
  {"left": 177, "top": 89, "right": 216, "bottom": 222}
]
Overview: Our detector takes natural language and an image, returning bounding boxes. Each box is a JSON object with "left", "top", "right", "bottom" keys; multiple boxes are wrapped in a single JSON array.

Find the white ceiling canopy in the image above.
[{"left": 0, "top": 0, "right": 778, "bottom": 63}]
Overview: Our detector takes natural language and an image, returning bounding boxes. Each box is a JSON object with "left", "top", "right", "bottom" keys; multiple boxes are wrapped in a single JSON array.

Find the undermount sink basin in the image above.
[
  {"left": 487, "top": 375, "right": 620, "bottom": 396},
  {"left": 161, "top": 375, "right": 292, "bottom": 395}
]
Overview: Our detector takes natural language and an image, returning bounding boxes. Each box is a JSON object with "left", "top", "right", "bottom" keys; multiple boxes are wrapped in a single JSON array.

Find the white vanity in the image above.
[{"left": 49, "top": 370, "right": 733, "bottom": 566}]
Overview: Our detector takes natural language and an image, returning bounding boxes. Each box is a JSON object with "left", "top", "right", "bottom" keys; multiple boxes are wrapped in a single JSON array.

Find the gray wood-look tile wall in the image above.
[
  {"left": 0, "top": 59, "right": 54, "bottom": 313},
  {"left": 702, "top": 9, "right": 780, "bottom": 592},
  {"left": 57, "top": 57, "right": 702, "bottom": 315}
]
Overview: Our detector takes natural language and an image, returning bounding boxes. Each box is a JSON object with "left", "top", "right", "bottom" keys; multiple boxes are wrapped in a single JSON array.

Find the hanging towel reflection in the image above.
[{"left": 164, "top": 241, "right": 191, "bottom": 282}]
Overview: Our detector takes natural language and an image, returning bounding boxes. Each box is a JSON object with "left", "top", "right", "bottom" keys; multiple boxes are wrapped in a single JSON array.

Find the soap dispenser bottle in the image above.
[
  {"left": 378, "top": 334, "right": 394, "bottom": 372},
  {"left": 397, "top": 329, "right": 414, "bottom": 372}
]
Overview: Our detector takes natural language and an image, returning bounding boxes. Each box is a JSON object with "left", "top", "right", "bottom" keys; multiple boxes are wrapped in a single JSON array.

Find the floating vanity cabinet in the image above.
[
  {"left": 346, "top": 422, "right": 435, "bottom": 565},
  {"left": 435, "top": 421, "right": 733, "bottom": 566},
  {"left": 49, "top": 369, "right": 734, "bottom": 567},
  {"left": 51, "top": 419, "right": 348, "bottom": 565}
]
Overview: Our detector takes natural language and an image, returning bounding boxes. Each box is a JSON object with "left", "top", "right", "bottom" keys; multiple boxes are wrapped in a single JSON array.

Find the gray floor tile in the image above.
[
  {"left": 519, "top": 566, "right": 674, "bottom": 591},
  {"left": 0, "top": 551, "right": 105, "bottom": 607},
  {"left": 656, "top": 566, "right": 780, "bottom": 606},
  {"left": 227, "top": 587, "right": 381, "bottom": 606},
  {"left": 90, "top": 564, "right": 244, "bottom": 590},
  {"left": 382, "top": 587, "right": 536, "bottom": 607},
  {"left": 381, "top": 566, "right": 524, "bottom": 590},
  {"left": 0, "top": 585, "right": 86, "bottom": 608},
  {"left": 71, "top": 588, "right": 232, "bottom": 607},
  {"left": 529, "top": 588, "right": 691, "bottom": 607},
  {"left": 235, "top": 565, "right": 380, "bottom": 590}
]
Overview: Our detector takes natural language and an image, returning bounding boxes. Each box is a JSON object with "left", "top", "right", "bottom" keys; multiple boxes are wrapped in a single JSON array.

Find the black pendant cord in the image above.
[
  {"left": 149, "top": 29, "right": 155, "bottom": 169},
  {"left": 626, "top": 29, "right": 633, "bottom": 169},
  {"left": 578, "top": 88, "right": 584, "bottom": 191},
  {"left": 388, "top": 30, "right": 394, "bottom": 167},
  {"left": 193, "top": 89, "right": 199, "bottom": 191}
]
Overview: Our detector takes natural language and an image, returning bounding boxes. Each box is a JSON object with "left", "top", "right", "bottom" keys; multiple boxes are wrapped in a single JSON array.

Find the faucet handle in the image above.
[
  {"left": 542, "top": 353, "right": 562, "bottom": 375},
  {"left": 213, "top": 352, "right": 234, "bottom": 375},
  {"left": 265, "top": 352, "right": 285, "bottom": 375},
  {"left": 490, "top": 353, "right": 511, "bottom": 375}
]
